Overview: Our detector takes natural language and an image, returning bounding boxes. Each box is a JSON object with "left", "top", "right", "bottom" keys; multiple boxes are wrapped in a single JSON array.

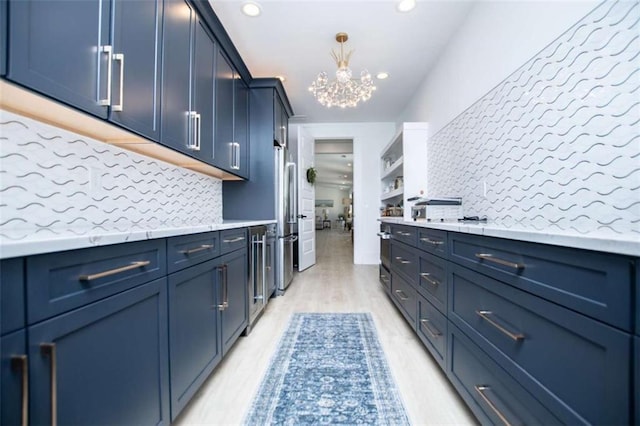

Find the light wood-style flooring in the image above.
[{"left": 176, "top": 228, "right": 476, "bottom": 425}]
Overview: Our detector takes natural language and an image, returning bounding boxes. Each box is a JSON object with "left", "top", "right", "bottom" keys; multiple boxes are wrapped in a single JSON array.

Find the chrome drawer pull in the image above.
[
  {"left": 475, "top": 253, "right": 524, "bottom": 270},
  {"left": 223, "top": 236, "right": 245, "bottom": 243},
  {"left": 420, "top": 237, "right": 443, "bottom": 246},
  {"left": 420, "top": 272, "right": 439, "bottom": 287},
  {"left": 394, "top": 289, "right": 409, "bottom": 301},
  {"left": 380, "top": 274, "right": 389, "bottom": 283},
  {"left": 181, "top": 244, "right": 213, "bottom": 255},
  {"left": 41, "top": 343, "right": 57, "bottom": 426},
  {"left": 11, "top": 355, "right": 29, "bottom": 426},
  {"left": 79, "top": 260, "right": 150, "bottom": 281},
  {"left": 476, "top": 310, "right": 525, "bottom": 341},
  {"left": 394, "top": 256, "right": 412, "bottom": 264},
  {"left": 419, "top": 319, "right": 442, "bottom": 338},
  {"left": 475, "top": 385, "right": 516, "bottom": 426},
  {"left": 395, "top": 231, "right": 411, "bottom": 236}
]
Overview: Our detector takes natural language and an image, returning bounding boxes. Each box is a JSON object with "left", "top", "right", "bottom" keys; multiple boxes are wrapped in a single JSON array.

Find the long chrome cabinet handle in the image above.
[
  {"left": 420, "top": 272, "right": 439, "bottom": 287},
  {"left": 78, "top": 260, "right": 150, "bottom": 281},
  {"left": 230, "top": 142, "right": 240, "bottom": 170},
  {"left": 419, "top": 319, "right": 442, "bottom": 338},
  {"left": 476, "top": 310, "right": 525, "bottom": 341},
  {"left": 394, "top": 289, "right": 409, "bottom": 301},
  {"left": 41, "top": 343, "right": 57, "bottom": 426},
  {"left": 215, "top": 266, "right": 226, "bottom": 310},
  {"left": 112, "top": 53, "right": 124, "bottom": 111},
  {"left": 420, "top": 237, "right": 443, "bottom": 246},
  {"left": 223, "top": 264, "right": 229, "bottom": 308},
  {"left": 195, "top": 113, "right": 201, "bottom": 151},
  {"left": 98, "top": 45, "right": 112, "bottom": 106},
  {"left": 395, "top": 231, "right": 412, "bottom": 237},
  {"left": 223, "top": 236, "right": 245, "bottom": 243},
  {"left": 395, "top": 256, "right": 411, "bottom": 264},
  {"left": 11, "top": 355, "right": 29, "bottom": 426},
  {"left": 181, "top": 244, "right": 213, "bottom": 255},
  {"left": 474, "top": 385, "right": 515, "bottom": 426},
  {"left": 475, "top": 253, "right": 524, "bottom": 270},
  {"left": 186, "top": 111, "right": 198, "bottom": 151}
]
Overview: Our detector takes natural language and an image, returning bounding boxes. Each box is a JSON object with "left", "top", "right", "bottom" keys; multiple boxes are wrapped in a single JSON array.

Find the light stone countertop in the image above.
[
  {"left": 0, "top": 220, "right": 277, "bottom": 260},
  {"left": 379, "top": 217, "right": 640, "bottom": 257}
]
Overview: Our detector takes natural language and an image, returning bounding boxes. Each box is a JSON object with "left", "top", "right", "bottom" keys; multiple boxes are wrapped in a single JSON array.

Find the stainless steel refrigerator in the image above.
[{"left": 275, "top": 144, "right": 298, "bottom": 292}]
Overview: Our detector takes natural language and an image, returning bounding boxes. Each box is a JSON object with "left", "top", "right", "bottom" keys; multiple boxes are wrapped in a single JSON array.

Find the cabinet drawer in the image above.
[
  {"left": 447, "top": 322, "right": 561, "bottom": 425},
  {"left": 417, "top": 228, "right": 447, "bottom": 258},
  {"left": 449, "top": 264, "right": 632, "bottom": 425},
  {"left": 449, "top": 232, "right": 633, "bottom": 331},
  {"left": 390, "top": 273, "right": 417, "bottom": 326},
  {"left": 220, "top": 228, "right": 247, "bottom": 255},
  {"left": 390, "top": 224, "right": 417, "bottom": 247},
  {"left": 379, "top": 264, "right": 390, "bottom": 294},
  {"left": 417, "top": 251, "right": 447, "bottom": 314},
  {"left": 27, "top": 240, "right": 166, "bottom": 324},
  {"left": 167, "top": 232, "right": 220, "bottom": 274},
  {"left": 416, "top": 296, "right": 446, "bottom": 369},
  {"left": 1, "top": 258, "right": 24, "bottom": 335},
  {"left": 390, "top": 241, "right": 417, "bottom": 284}
]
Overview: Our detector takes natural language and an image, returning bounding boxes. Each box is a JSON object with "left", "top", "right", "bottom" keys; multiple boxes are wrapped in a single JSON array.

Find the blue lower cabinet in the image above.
[
  {"left": 219, "top": 249, "right": 248, "bottom": 355},
  {"left": 447, "top": 322, "right": 561, "bottom": 425},
  {"left": 636, "top": 336, "right": 639, "bottom": 425},
  {"left": 168, "top": 259, "right": 222, "bottom": 420},
  {"left": 416, "top": 296, "right": 446, "bottom": 370},
  {"left": 1, "top": 330, "right": 27, "bottom": 426},
  {"left": 28, "top": 278, "right": 170, "bottom": 425},
  {"left": 449, "top": 264, "right": 631, "bottom": 425},
  {"left": 1, "top": 257, "right": 24, "bottom": 336},
  {"left": 390, "top": 272, "right": 417, "bottom": 326}
]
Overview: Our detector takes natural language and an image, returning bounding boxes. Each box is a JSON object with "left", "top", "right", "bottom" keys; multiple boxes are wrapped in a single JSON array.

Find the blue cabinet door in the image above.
[
  {"left": 192, "top": 17, "right": 215, "bottom": 163},
  {"left": 1, "top": 330, "right": 27, "bottom": 426},
  {"left": 234, "top": 77, "right": 249, "bottom": 178},
  {"left": 214, "top": 48, "right": 235, "bottom": 172},
  {"left": 161, "top": 0, "right": 194, "bottom": 156},
  {"left": 0, "top": 0, "right": 6, "bottom": 76},
  {"left": 109, "top": 0, "right": 162, "bottom": 141},
  {"left": 168, "top": 260, "right": 222, "bottom": 420},
  {"left": 219, "top": 249, "right": 248, "bottom": 355},
  {"left": 8, "top": 0, "right": 110, "bottom": 118},
  {"left": 1, "top": 258, "right": 24, "bottom": 336},
  {"left": 28, "top": 278, "right": 170, "bottom": 425}
]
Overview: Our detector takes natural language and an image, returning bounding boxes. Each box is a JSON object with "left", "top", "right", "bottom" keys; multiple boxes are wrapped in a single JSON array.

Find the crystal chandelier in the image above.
[{"left": 309, "top": 32, "right": 376, "bottom": 108}]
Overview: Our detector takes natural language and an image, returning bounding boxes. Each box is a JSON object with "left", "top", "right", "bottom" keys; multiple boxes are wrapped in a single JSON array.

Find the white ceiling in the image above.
[{"left": 209, "top": 0, "right": 475, "bottom": 123}]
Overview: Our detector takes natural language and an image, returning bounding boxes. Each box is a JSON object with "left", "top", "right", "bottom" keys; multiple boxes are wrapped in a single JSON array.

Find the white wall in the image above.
[
  {"left": 296, "top": 123, "right": 396, "bottom": 265},
  {"left": 398, "top": 0, "right": 639, "bottom": 238},
  {"left": 399, "top": 0, "right": 601, "bottom": 134}
]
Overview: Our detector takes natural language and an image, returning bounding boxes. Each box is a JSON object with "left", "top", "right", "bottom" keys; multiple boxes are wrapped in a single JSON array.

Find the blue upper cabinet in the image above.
[
  {"left": 161, "top": 0, "right": 215, "bottom": 164},
  {"left": 214, "top": 48, "right": 249, "bottom": 178},
  {"left": 8, "top": 0, "right": 162, "bottom": 141},
  {"left": 0, "top": 0, "right": 6, "bottom": 76},
  {"left": 8, "top": 0, "right": 111, "bottom": 118},
  {"left": 108, "top": 0, "right": 163, "bottom": 141}
]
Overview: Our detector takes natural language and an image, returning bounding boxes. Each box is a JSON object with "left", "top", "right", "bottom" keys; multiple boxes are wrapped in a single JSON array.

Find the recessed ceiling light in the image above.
[
  {"left": 241, "top": 1, "right": 262, "bottom": 17},
  {"left": 376, "top": 72, "right": 389, "bottom": 80},
  {"left": 276, "top": 75, "right": 286, "bottom": 82},
  {"left": 347, "top": 163, "right": 352, "bottom": 166},
  {"left": 396, "top": 0, "right": 416, "bottom": 13}
]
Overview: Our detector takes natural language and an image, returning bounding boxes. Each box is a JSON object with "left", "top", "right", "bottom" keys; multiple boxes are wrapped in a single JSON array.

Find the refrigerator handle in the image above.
[{"left": 286, "top": 162, "right": 297, "bottom": 224}]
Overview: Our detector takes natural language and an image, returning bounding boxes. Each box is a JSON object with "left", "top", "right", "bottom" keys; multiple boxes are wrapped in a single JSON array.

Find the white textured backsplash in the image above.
[
  {"left": 429, "top": 1, "right": 639, "bottom": 238},
  {"left": 0, "top": 109, "right": 222, "bottom": 242}
]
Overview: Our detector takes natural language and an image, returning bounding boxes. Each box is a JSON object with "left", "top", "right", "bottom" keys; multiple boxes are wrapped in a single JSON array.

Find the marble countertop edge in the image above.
[
  {"left": 0, "top": 220, "right": 277, "bottom": 259},
  {"left": 379, "top": 217, "right": 640, "bottom": 257}
]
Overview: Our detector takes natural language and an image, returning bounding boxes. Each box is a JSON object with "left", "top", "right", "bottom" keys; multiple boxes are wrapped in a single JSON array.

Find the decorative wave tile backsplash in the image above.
[
  {"left": 429, "top": 1, "right": 639, "bottom": 237},
  {"left": 0, "top": 109, "right": 222, "bottom": 242}
]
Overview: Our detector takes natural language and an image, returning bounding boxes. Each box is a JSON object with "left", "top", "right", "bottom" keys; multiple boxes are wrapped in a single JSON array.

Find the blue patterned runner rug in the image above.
[{"left": 243, "top": 313, "right": 410, "bottom": 425}]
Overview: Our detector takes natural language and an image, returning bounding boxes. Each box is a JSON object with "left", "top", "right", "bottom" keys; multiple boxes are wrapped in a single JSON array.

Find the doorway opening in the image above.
[{"left": 313, "top": 139, "right": 354, "bottom": 265}]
